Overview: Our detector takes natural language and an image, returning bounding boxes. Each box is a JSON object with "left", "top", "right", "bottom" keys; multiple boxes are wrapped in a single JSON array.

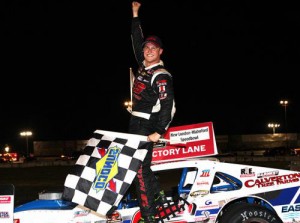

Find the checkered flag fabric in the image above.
[{"left": 62, "top": 130, "right": 149, "bottom": 216}]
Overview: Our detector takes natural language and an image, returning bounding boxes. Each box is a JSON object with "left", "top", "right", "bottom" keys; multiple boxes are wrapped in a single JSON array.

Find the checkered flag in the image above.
[{"left": 62, "top": 130, "right": 149, "bottom": 216}]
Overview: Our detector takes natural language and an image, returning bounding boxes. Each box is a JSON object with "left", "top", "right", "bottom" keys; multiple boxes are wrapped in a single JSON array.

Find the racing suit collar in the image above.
[{"left": 143, "top": 60, "right": 164, "bottom": 70}]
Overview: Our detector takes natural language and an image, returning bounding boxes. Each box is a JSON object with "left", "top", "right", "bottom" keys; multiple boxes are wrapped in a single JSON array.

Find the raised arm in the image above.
[{"left": 131, "top": 1, "right": 144, "bottom": 66}]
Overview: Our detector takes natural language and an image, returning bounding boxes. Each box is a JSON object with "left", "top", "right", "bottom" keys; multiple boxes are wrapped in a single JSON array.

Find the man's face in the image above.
[{"left": 143, "top": 42, "right": 163, "bottom": 66}]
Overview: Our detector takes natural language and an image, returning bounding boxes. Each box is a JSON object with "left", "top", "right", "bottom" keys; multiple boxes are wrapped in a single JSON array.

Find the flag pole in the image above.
[
  {"left": 127, "top": 67, "right": 134, "bottom": 113},
  {"left": 129, "top": 67, "right": 133, "bottom": 103}
]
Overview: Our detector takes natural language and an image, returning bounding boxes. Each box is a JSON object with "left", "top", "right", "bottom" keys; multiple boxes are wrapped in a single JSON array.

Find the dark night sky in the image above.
[{"left": 2, "top": 0, "right": 300, "bottom": 152}]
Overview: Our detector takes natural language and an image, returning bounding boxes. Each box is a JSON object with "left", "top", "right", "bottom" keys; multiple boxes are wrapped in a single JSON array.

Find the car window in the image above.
[{"left": 210, "top": 171, "right": 242, "bottom": 193}]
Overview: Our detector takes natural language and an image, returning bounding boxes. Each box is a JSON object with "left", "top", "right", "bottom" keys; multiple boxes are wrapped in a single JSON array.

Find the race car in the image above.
[
  {"left": 11, "top": 157, "right": 300, "bottom": 223},
  {"left": 3, "top": 122, "right": 300, "bottom": 223}
]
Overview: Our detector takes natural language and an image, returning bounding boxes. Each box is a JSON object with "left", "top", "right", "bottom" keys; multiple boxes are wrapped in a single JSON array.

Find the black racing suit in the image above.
[{"left": 130, "top": 17, "right": 176, "bottom": 219}]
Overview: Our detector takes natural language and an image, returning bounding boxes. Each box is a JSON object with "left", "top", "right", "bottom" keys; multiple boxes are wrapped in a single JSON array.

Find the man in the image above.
[{"left": 129, "top": 1, "right": 176, "bottom": 223}]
